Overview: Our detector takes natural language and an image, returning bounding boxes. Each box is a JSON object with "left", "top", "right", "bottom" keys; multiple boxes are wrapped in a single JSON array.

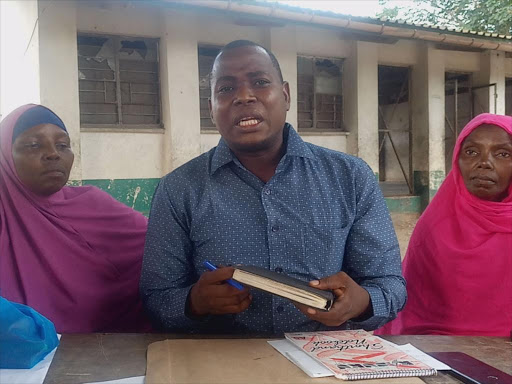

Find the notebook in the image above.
[
  {"left": 285, "top": 330, "right": 437, "bottom": 380},
  {"left": 231, "top": 266, "right": 334, "bottom": 311}
]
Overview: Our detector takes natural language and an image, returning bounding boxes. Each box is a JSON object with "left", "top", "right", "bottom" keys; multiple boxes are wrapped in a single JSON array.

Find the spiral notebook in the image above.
[{"left": 285, "top": 330, "right": 437, "bottom": 381}]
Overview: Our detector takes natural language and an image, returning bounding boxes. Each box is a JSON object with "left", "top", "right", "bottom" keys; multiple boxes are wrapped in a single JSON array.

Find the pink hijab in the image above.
[
  {"left": 376, "top": 113, "right": 512, "bottom": 336},
  {"left": 0, "top": 105, "right": 151, "bottom": 333}
]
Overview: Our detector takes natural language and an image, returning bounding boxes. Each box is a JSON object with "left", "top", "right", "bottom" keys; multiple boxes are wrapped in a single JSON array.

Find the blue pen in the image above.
[{"left": 203, "top": 261, "right": 244, "bottom": 290}]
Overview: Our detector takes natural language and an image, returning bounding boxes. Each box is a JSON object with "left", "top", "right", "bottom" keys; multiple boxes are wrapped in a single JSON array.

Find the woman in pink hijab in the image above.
[
  {"left": 0, "top": 104, "right": 151, "bottom": 333},
  {"left": 376, "top": 113, "right": 512, "bottom": 337}
]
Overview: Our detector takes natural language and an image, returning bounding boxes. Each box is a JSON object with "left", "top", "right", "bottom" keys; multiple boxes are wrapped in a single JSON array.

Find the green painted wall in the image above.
[
  {"left": 80, "top": 178, "right": 160, "bottom": 216},
  {"left": 71, "top": 177, "right": 427, "bottom": 215}
]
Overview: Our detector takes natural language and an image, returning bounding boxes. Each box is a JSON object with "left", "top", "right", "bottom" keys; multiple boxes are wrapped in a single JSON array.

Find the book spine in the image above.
[{"left": 339, "top": 368, "right": 437, "bottom": 381}]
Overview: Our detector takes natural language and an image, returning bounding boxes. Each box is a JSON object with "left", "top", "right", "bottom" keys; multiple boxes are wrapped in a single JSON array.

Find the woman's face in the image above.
[
  {"left": 12, "top": 123, "right": 74, "bottom": 196},
  {"left": 458, "top": 124, "right": 512, "bottom": 202}
]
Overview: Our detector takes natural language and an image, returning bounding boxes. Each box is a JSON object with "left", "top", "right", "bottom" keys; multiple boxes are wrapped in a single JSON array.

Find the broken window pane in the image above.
[
  {"left": 297, "top": 56, "right": 344, "bottom": 131},
  {"left": 77, "top": 33, "right": 161, "bottom": 127}
]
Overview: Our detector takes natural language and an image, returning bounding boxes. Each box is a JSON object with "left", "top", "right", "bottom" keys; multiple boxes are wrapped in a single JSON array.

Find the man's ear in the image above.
[
  {"left": 282, "top": 81, "right": 291, "bottom": 111},
  {"left": 208, "top": 98, "right": 215, "bottom": 125}
]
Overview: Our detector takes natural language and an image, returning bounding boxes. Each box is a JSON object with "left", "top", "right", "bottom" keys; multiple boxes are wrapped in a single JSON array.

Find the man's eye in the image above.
[
  {"left": 218, "top": 86, "right": 233, "bottom": 93},
  {"left": 255, "top": 79, "right": 270, "bottom": 86}
]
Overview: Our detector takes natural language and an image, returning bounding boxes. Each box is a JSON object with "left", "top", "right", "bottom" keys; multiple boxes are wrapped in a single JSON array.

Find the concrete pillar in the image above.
[
  {"left": 411, "top": 43, "right": 445, "bottom": 204},
  {"left": 0, "top": 0, "right": 82, "bottom": 181},
  {"left": 38, "top": 0, "right": 81, "bottom": 181},
  {"left": 160, "top": 11, "right": 201, "bottom": 174},
  {"left": 343, "top": 41, "right": 379, "bottom": 173},
  {"left": 266, "top": 26, "right": 298, "bottom": 130},
  {"left": 473, "top": 51, "right": 506, "bottom": 115},
  {"left": 0, "top": 0, "right": 41, "bottom": 118}
]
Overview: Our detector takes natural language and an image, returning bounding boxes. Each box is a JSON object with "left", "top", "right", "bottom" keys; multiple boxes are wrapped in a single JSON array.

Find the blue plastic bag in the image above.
[{"left": 0, "top": 297, "right": 59, "bottom": 369}]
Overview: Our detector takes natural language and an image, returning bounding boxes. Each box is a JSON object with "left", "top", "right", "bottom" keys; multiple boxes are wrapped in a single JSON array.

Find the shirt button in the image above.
[
  {"left": 263, "top": 188, "right": 271, "bottom": 195},
  {"left": 276, "top": 305, "right": 284, "bottom": 313},
  {"left": 271, "top": 225, "right": 280, "bottom": 232},
  {"left": 275, "top": 267, "right": 283, "bottom": 273}
]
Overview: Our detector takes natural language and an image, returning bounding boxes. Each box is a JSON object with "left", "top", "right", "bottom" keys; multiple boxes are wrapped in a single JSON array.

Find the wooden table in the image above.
[{"left": 43, "top": 334, "right": 512, "bottom": 384}]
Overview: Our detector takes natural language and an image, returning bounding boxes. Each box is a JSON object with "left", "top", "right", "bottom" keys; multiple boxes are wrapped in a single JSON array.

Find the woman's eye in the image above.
[
  {"left": 57, "top": 143, "right": 70, "bottom": 149},
  {"left": 497, "top": 152, "right": 510, "bottom": 158},
  {"left": 464, "top": 149, "right": 477, "bottom": 156},
  {"left": 25, "top": 143, "right": 40, "bottom": 149}
]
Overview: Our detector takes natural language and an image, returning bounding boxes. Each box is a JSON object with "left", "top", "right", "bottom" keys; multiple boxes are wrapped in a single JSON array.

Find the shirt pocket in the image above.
[{"left": 300, "top": 222, "right": 351, "bottom": 279}]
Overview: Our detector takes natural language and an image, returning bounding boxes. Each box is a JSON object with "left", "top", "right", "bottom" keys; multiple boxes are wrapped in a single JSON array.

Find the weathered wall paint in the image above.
[
  {"left": 79, "top": 177, "right": 424, "bottom": 214},
  {"left": 82, "top": 178, "right": 160, "bottom": 216}
]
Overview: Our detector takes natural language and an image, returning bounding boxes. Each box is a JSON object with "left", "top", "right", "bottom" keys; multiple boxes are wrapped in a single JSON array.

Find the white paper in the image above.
[
  {"left": 0, "top": 335, "right": 61, "bottom": 384},
  {"left": 267, "top": 340, "right": 333, "bottom": 377},
  {"left": 84, "top": 376, "right": 145, "bottom": 384},
  {"left": 392, "top": 343, "right": 451, "bottom": 370}
]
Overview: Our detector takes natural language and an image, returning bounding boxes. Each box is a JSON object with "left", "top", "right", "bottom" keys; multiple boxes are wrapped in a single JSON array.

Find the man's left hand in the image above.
[{"left": 295, "top": 272, "right": 371, "bottom": 327}]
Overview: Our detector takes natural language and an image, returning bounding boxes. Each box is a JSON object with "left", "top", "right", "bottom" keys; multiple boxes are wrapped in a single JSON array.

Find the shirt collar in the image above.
[{"left": 209, "top": 123, "right": 316, "bottom": 175}]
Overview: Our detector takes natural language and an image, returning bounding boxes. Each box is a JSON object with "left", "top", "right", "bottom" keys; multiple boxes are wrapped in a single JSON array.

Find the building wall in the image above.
[
  {"left": 3, "top": 0, "right": 512, "bottom": 214},
  {"left": 0, "top": 0, "right": 41, "bottom": 117}
]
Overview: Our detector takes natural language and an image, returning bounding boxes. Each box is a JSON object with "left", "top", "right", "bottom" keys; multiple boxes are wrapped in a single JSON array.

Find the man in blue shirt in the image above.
[{"left": 140, "top": 40, "right": 406, "bottom": 335}]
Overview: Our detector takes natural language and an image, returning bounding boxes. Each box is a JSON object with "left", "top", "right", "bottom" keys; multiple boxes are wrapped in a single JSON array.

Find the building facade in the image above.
[{"left": 1, "top": 0, "right": 511, "bottom": 214}]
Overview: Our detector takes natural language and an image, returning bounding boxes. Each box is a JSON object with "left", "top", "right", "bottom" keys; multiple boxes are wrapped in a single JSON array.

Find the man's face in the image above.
[
  {"left": 12, "top": 123, "right": 74, "bottom": 196},
  {"left": 209, "top": 45, "right": 290, "bottom": 154},
  {"left": 458, "top": 124, "right": 512, "bottom": 202}
]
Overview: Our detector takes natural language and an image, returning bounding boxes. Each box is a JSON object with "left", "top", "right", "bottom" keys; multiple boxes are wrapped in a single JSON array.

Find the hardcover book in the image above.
[
  {"left": 285, "top": 330, "right": 437, "bottom": 381},
  {"left": 231, "top": 266, "right": 334, "bottom": 311}
]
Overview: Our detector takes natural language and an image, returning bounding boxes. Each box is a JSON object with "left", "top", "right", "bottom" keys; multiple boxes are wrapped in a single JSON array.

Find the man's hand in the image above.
[
  {"left": 188, "top": 267, "right": 252, "bottom": 316},
  {"left": 295, "top": 272, "right": 371, "bottom": 327}
]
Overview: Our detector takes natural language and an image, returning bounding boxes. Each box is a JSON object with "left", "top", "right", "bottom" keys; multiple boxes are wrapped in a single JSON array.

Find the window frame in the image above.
[
  {"left": 297, "top": 54, "right": 346, "bottom": 133},
  {"left": 77, "top": 32, "right": 163, "bottom": 130},
  {"left": 197, "top": 43, "right": 223, "bottom": 132}
]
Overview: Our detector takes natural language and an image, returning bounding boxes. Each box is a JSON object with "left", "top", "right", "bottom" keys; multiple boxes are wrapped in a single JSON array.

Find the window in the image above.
[
  {"left": 198, "top": 45, "right": 221, "bottom": 130},
  {"left": 297, "top": 56, "right": 344, "bottom": 131},
  {"left": 77, "top": 34, "right": 161, "bottom": 127},
  {"left": 506, "top": 78, "right": 511, "bottom": 116}
]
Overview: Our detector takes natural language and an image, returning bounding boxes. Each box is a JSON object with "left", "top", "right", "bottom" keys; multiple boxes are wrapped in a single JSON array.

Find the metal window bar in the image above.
[
  {"left": 471, "top": 83, "right": 497, "bottom": 117},
  {"left": 378, "top": 72, "right": 413, "bottom": 194}
]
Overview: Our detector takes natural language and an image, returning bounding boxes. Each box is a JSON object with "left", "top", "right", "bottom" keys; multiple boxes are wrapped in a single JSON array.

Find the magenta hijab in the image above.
[
  {"left": 0, "top": 104, "right": 151, "bottom": 333},
  {"left": 376, "top": 113, "right": 512, "bottom": 336}
]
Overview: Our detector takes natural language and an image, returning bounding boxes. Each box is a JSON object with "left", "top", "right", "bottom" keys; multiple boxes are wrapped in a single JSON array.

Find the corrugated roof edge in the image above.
[
  {"left": 206, "top": 0, "right": 509, "bottom": 41},
  {"left": 257, "top": 0, "right": 512, "bottom": 40}
]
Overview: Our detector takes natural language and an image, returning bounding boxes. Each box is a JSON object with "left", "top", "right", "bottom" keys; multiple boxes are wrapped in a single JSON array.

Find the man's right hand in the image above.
[{"left": 188, "top": 266, "right": 252, "bottom": 316}]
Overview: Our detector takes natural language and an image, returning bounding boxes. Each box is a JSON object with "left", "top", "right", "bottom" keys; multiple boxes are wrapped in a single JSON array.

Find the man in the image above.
[{"left": 140, "top": 40, "right": 406, "bottom": 334}]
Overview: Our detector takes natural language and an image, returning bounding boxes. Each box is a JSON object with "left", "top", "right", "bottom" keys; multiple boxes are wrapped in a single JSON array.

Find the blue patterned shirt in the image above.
[{"left": 140, "top": 124, "right": 406, "bottom": 335}]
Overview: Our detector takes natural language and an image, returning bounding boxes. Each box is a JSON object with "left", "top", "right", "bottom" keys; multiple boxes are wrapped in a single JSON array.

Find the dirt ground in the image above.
[{"left": 390, "top": 212, "right": 421, "bottom": 259}]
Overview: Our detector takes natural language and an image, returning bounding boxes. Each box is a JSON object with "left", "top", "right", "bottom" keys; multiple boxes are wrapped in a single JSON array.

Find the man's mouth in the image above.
[{"left": 236, "top": 117, "right": 262, "bottom": 128}]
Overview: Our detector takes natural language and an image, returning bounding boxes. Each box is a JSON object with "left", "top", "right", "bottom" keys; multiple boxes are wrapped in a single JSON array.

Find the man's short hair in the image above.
[{"left": 210, "top": 40, "right": 284, "bottom": 88}]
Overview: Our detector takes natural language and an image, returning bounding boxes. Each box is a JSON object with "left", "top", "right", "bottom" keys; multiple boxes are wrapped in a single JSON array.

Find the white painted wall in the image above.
[
  {"left": 81, "top": 131, "right": 163, "bottom": 179},
  {"left": 0, "top": 0, "right": 41, "bottom": 118}
]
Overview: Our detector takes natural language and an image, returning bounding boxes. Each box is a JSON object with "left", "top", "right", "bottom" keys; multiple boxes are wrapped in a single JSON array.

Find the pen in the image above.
[{"left": 203, "top": 261, "right": 244, "bottom": 290}]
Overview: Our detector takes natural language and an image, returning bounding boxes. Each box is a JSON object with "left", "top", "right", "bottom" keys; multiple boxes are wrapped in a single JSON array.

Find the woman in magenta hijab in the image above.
[
  {"left": 0, "top": 104, "right": 151, "bottom": 333},
  {"left": 377, "top": 113, "right": 512, "bottom": 337}
]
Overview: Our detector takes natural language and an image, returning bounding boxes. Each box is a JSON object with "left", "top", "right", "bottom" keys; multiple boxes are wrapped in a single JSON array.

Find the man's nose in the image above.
[{"left": 234, "top": 84, "right": 256, "bottom": 105}]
